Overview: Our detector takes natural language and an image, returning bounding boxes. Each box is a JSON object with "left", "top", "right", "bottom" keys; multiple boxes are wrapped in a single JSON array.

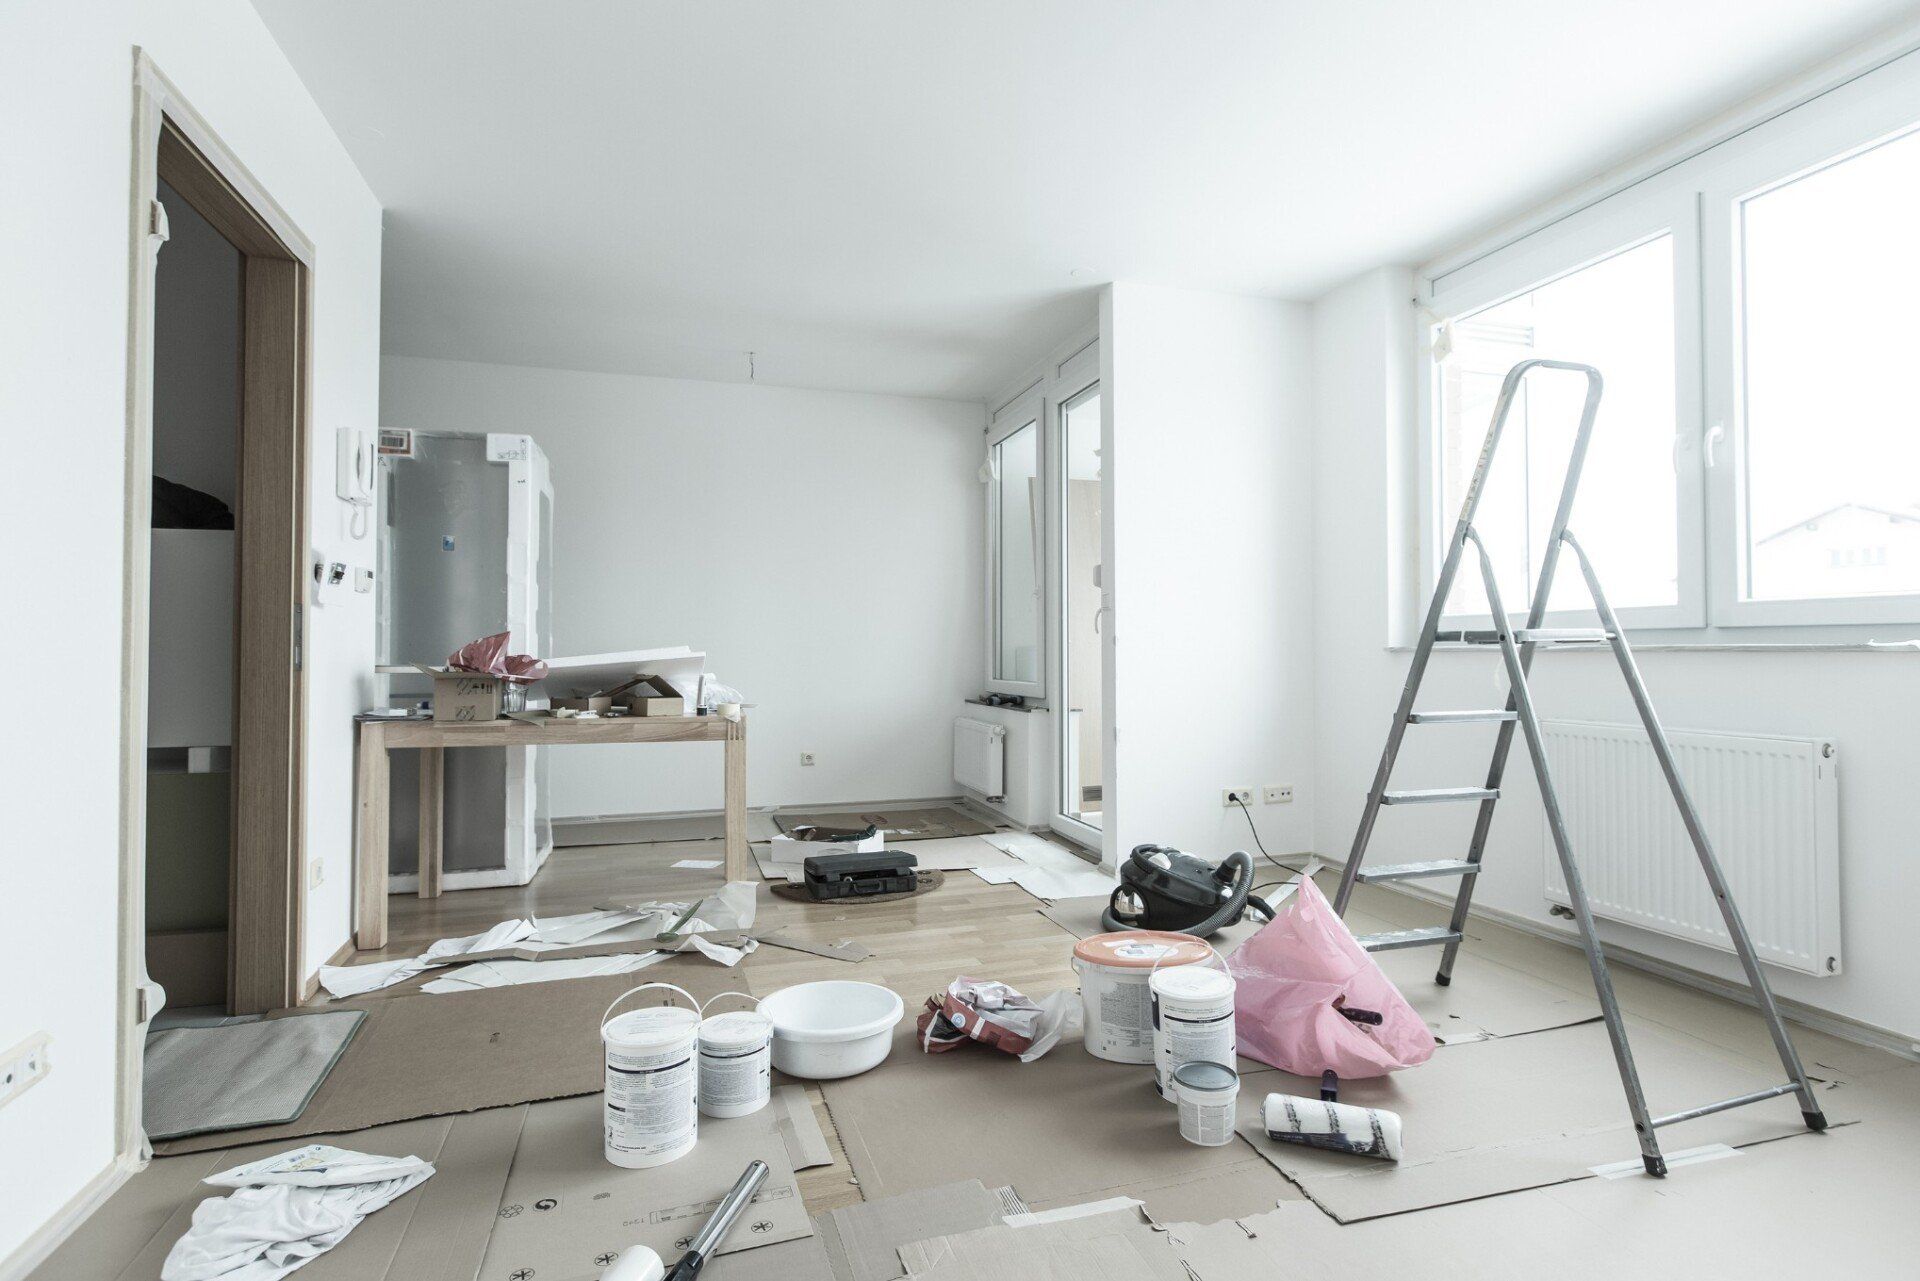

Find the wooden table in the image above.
[{"left": 353, "top": 713, "right": 748, "bottom": 949}]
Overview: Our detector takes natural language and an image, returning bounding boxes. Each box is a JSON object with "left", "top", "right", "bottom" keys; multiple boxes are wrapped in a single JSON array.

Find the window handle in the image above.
[{"left": 1704, "top": 421, "right": 1727, "bottom": 468}]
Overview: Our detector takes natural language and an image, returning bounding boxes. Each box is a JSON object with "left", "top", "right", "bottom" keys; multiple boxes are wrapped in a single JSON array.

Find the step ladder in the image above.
[{"left": 1331, "top": 358, "right": 1827, "bottom": 1176}]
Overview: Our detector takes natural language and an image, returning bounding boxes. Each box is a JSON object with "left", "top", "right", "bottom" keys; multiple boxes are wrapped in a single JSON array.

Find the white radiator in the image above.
[
  {"left": 1539, "top": 721, "right": 1840, "bottom": 977},
  {"left": 953, "top": 717, "right": 1007, "bottom": 800}
]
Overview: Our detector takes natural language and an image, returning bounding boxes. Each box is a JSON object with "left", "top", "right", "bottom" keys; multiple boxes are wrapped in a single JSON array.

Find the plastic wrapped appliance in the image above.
[{"left": 376, "top": 431, "right": 554, "bottom": 888}]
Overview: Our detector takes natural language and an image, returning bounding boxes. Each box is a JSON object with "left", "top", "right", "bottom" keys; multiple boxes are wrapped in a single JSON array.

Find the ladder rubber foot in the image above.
[
  {"left": 1803, "top": 1109, "right": 1829, "bottom": 1132},
  {"left": 1434, "top": 971, "right": 1452, "bottom": 987},
  {"left": 1644, "top": 1155, "right": 1668, "bottom": 1178}
]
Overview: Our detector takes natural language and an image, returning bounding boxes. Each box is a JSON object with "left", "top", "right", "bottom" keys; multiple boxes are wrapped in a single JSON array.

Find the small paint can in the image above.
[
  {"left": 1173, "top": 1060, "right": 1239, "bottom": 1147},
  {"left": 697, "top": 993, "right": 773, "bottom": 1119},
  {"left": 1072, "top": 931, "right": 1214, "bottom": 1064},
  {"left": 1151, "top": 964, "right": 1236, "bottom": 1101},
  {"left": 601, "top": 982, "right": 701, "bottom": 1168}
]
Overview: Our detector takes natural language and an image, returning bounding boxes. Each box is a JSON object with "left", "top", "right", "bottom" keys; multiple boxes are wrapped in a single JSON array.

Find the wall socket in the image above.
[
  {"left": 310, "top": 857, "right": 326, "bottom": 888},
  {"left": 0, "top": 1033, "right": 51, "bottom": 1114},
  {"left": 1222, "top": 787, "right": 1255, "bottom": 807},
  {"left": 1264, "top": 784, "right": 1295, "bottom": 804},
  {"left": 799, "top": 752, "right": 816, "bottom": 767}
]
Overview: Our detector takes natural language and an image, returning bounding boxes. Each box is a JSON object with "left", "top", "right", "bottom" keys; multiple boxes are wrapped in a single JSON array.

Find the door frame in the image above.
[{"left": 118, "top": 51, "right": 316, "bottom": 1163}]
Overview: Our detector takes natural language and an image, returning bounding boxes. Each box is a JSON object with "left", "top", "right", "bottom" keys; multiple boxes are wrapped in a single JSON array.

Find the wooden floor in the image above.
[{"left": 320, "top": 834, "right": 1093, "bottom": 1211}]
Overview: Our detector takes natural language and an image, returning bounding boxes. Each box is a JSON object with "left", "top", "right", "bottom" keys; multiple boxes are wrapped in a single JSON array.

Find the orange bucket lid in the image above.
[{"left": 1072, "top": 930, "right": 1213, "bottom": 970}]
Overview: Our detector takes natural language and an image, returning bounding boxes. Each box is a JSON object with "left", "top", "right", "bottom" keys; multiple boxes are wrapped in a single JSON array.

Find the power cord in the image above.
[{"left": 1232, "top": 795, "right": 1291, "bottom": 872}]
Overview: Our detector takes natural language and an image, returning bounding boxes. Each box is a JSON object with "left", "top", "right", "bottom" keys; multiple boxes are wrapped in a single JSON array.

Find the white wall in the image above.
[
  {"left": 380, "top": 356, "right": 986, "bottom": 818},
  {"left": 1105, "top": 282, "right": 1317, "bottom": 870},
  {"left": 1309, "top": 267, "right": 1920, "bottom": 1044},
  {"left": 0, "top": 2, "right": 382, "bottom": 1266}
]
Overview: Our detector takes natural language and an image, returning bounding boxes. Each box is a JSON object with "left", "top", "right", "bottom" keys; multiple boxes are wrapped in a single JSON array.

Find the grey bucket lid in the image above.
[{"left": 1171, "top": 1060, "right": 1239, "bottom": 1092}]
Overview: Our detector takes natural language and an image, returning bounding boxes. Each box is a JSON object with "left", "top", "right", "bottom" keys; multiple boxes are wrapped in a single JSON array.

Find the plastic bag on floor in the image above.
[{"left": 1227, "top": 874, "right": 1435, "bottom": 1078}]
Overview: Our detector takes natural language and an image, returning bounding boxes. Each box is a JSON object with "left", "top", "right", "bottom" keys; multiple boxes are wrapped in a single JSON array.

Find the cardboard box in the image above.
[
  {"left": 413, "top": 664, "right": 503, "bottom": 722},
  {"left": 768, "top": 827, "right": 885, "bottom": 865},
  {"left": 622, "top": 674, "right": 688, "bottom": 716}
]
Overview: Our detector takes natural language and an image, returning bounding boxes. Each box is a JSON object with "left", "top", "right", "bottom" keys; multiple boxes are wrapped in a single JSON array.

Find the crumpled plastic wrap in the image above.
[
  {"left": 447, "top": 631, "right": 548, "bottom": 684},
  {"left": 916, "top": 976, "right": 1081, "bottom": 1063}
]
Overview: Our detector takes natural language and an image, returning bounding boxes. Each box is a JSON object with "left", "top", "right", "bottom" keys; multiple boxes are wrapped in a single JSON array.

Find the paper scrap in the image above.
[
  {"left": 318, "top": 918, "right": 535, "bottom": 997},
  {"left": 673, "top": 858, "right": 723, "bottom": 869}
]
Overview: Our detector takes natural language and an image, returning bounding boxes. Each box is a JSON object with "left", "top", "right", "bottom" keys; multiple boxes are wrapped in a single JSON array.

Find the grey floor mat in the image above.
[
  {"left": 143, "top": 1009, "right": 365, "bottom": 1141},
  {"left": 773, "top": 806, "right": 992, "bottom": 841}
]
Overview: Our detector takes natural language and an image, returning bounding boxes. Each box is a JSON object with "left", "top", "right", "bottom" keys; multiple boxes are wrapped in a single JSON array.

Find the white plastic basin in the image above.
[{"left": 756, "top": 981, "right": 904, "bottom": 1080}]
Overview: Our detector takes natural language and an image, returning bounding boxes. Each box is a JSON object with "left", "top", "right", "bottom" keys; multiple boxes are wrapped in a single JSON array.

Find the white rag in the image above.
[{"left": 163, "top": 1145, "right": 434, "bottom": 1280}]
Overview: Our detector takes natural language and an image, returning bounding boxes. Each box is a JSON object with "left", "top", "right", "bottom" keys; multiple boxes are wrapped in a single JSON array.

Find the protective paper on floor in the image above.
[
  {"left": 1232, "top": 1019, "right": 1826, "bottom": 1222},
  {"left": 813, "top": 1180, "right": 1009, "bottom": 1281},
  {"left": 477, "top": 1090, "right": 820, "bottom": 1279},
  {"left": 896, "top": 1201, "right": 1188, "bottom": 1281},
  {"left": 821, "top": 1023, "right": 1279, "bottom": 1208},
  {"left": 775, "top": 806, "right": 994, "bottom": 840},
  {"left": 972, "top": 833, "right": 1118, "bottom": 901},
  {"left": 143, "top": 1010, "right": 366, "bottom": 1140}
]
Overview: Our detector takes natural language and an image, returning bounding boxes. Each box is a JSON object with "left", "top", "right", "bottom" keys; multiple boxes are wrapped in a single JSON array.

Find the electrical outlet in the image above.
[
  {"left": 0, "top": 1033, "right": 51, "bottom": 1113},
  {"left": 310, "top": 857, "right": 326, "bottom": 889},
  {"left": 1264, "top": 784, "right": 1294, "bottom": 804},
  {"left": 1222, "top": 787, "right": 1254, "bottom": 807},
  {"left": 800, "top": 752, "right": 816, "bottom": 767}
]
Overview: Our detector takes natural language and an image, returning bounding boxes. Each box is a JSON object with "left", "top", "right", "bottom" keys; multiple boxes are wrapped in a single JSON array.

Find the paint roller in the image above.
[
  {"left": 1260, "top": 1067, "right": 1405, "bottom": 1162},
  {"left": 600, "top": 1160, "right": 769, "bottom": 1281}
]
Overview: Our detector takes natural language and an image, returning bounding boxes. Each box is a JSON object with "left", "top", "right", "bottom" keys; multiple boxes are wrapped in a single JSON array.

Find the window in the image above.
[
  {"left": 1423, "top": 49, "right": 1920, "bottom": 633},
  {"left": 1737, "top": 127, "right": 1920, "bottom": 604},
  {"left": 988, "top": 414, "right": 1043, "bottom": 693},
  {"left": 1436, "top": 236, "right": 1679, "bottom": 620}
]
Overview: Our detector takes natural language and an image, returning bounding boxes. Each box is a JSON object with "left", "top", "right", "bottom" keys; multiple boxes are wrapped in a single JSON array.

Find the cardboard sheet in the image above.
[
  {"left": 813, "top": 1181, "right": 1010, "bottom": 1281},
  {"left": 775, "top": 807, "right": 994, "bottom": 841},
  {"left": 897, "top": 1201, "right": 1187, "bottom": 1281},
  {"left": 1231, "top": 1019, "right": 1835, "bottom": 1222},
  {"left": 153, "top": 964, "right": 751, "bottom": 1155},
  {"left": 477, "top": 1090, "right": 824, "bottom": 1279},
  {"left": 754, "top": 927, "right": 873, "bottom": 963},
  {"left": 555, "top": 810, "right": 782, "bottom": 847},
  {"left": 973, "top": 833, "right": 1118, "bottom": 901},
  {"left": 821, "top": 1024, "right": 1272, "bottom": 1208}
]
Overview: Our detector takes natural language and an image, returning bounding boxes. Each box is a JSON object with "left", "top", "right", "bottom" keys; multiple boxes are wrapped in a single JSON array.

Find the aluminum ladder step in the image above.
[
  {"left": 1355, "top": 926, "right": 1464, "bottom": 953},
  {"left": 1407, "top": 709, "right": 1518, "bottom": 724},
  {"left": 1379, "top": 787, "right": 1498, "bottom": 805},
  {"left": 1440, "top": 627, "right": 1613, "bottom": 646},
  {"left": 1353, "top": 859, "right": 1479, "bottom": 884}
]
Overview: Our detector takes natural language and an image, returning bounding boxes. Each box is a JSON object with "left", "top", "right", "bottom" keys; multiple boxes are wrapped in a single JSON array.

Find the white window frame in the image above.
[
  {"left": 984, "top": 388, "right": 1046, "bottom": 699},
  {"left": 1418, "top": 44, "right": 1920, "bottom": 635},
  {"left": 1420, "top": 188, "right": 1706, "bottom": 632},
  {"left": 1699, "top": 59, "right": 1920, "bottom": 627}
]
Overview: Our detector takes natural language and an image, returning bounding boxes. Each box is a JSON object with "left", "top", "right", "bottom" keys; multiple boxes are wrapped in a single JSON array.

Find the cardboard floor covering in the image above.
[
  {"left": 1231, "top": 1017, "right": 1845, "bottom": 1222},
  {"left": 151, "top": 960, "right": 752, "bottom": 1155},
  {"left": 820, "top": 1023, "right": 1299, "bottom": 1218},
  {"left": 775, "top": 807, "right": 994, "bottom": 840}
]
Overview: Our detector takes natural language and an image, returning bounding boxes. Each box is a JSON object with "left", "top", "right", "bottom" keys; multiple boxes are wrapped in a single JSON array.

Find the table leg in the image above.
[
  {"left": 724, "top": 728, "right": 748, "bottom": 881},
  {"left": 354, "top": 722, "right": 390, "bottom": 950},
  {"left": 419, "top": 745, "right": 445, "bottom": 899}
]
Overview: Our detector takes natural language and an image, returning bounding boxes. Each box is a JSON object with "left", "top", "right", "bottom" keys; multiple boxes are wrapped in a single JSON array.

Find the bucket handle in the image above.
[
  {"left": 602, "top": 981, "right": 700, "bottom": 1030},
  {"left": 699, "top": 990, "right": 760, "bottom": 1018},
  {"left": 1149, "top": 939, "right": 1224, "bottom": 980}
]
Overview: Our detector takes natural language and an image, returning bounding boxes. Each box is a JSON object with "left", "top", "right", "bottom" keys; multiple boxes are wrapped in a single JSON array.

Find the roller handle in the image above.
[
  {"left": 666, "top": 1160, "right": 769, "bottom": 1280},
  {"left": 1320, "top": 1070, "right": 1339, "bottom": 1102}
]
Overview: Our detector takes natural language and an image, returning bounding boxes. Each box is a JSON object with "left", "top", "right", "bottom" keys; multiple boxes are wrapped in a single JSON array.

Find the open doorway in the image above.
[
  {"left": 128, "top": 96, "right": 314, "bottom": 1036},
  {"left": 1053, "top": 379, "right": 1105, "bottom": 846}
]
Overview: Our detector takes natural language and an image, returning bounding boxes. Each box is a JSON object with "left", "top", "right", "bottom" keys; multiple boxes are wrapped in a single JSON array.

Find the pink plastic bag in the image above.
[{"left": 1227, "top": 875, "right": 1435, "bottom": 1078}]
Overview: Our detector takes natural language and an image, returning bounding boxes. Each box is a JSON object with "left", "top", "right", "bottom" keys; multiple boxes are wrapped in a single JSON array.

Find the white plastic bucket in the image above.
[
  {"left": 601, "top": 982, "right": 701, "bottom": 1168},
  {"left": 1151, "top": 963, "right": 1236, "bottom": 1101},
  {"left": 1071, "top": 931, "right": 1214, "bottom": 1064},
  {"left": 1173, "top": 1060, "right": 1239, "bottom": 1147},
  {"left": 698, "top": 993, "right": 773, "bottom": 1119}
]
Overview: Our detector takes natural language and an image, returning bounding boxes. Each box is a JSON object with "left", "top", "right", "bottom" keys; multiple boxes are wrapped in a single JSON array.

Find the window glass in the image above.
[
  {"left": 1740, "top": 128, "right": 1920, "bottom": 601},
  {"left": 992, "top": 421, "right": 1041, "bottom": 684},
  {"left": 1437, "top": 236, "right": 1678, "bottom": 616}
]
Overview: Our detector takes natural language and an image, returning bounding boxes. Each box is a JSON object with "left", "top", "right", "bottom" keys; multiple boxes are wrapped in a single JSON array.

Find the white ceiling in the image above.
[{"left": 256, "top": 0, "right": 1918, "bottom": 400}]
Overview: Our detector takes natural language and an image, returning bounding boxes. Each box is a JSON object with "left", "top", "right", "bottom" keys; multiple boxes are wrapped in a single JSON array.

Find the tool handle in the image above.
[
  {"left": 1320, "top": 1070, "right": 1339, "bottom": 1102},
  {"left": 686, "top": 1160, "right": 769, "bottom": 1263}
]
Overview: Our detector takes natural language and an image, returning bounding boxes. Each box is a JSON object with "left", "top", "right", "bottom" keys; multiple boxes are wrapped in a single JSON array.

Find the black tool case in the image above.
[{"left": 802, "top": 850, "right": 919, "bottom": 899}]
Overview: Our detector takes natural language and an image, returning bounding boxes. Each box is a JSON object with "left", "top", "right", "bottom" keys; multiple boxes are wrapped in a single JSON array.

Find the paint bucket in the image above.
[
  {"left": 697, "top": 993, "right": 773, "bottom": 1119},
  {"left": 1071, "top": 931, "right": 1214, "bottom": 1063},
  {"left": 1150, "top": 961, "right": 1235, "bottom": 1101},
  {"left": 601, "top": 982, "right": 701, "bottom": 1168},
  {"left": 1172, "top": 1060, "right": 1239, "bottom": 1147}
]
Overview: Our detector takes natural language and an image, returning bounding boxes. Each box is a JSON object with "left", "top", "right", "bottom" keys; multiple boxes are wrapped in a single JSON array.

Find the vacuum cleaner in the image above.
[
  {"left": 600, "top": 1160, "right": 768, "bottom": 1281},
  {"left": 1100, "top": 844, "right": 1275, "bottom": 940}
]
